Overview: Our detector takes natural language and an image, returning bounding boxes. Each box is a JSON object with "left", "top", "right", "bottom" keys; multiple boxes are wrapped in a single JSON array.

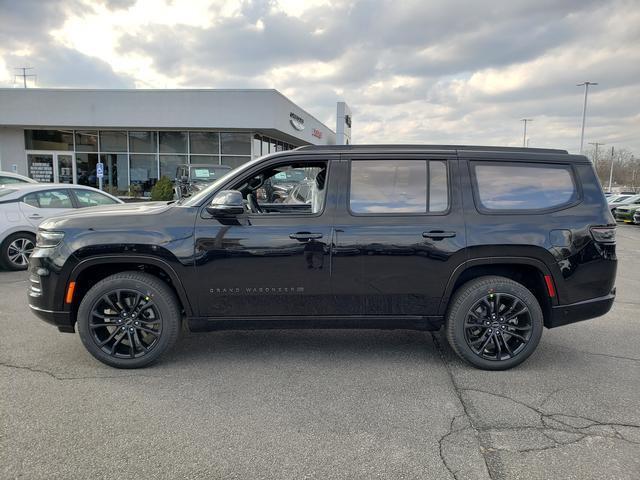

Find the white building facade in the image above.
[{"left": 0, "top": 89, "right": 336, "bottom": 196}]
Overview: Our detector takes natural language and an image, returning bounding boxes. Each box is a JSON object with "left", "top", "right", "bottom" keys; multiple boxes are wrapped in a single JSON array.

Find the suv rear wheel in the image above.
[
  {"left": 77, "top": 272, "right": 181, "bottom": 368},
  {"left": 445, "top": 276, "right": 543, "bottom": 370}
]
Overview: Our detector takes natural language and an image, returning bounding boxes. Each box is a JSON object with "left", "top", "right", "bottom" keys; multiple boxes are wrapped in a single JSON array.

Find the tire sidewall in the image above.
[
  {"left": 77, "top": 274, "right": 180, "bottom": 368},
  {"left": 1, "top": 232, "right": 35, "bottom": 271},
  {"left": 447, "top": 277, "right": 544, "bottom": 370}
]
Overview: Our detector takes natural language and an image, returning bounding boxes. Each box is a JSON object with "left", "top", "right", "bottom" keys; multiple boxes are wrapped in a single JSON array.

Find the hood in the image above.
[{"left": 39, "top": 201, "right": 173, "bottom": 231}]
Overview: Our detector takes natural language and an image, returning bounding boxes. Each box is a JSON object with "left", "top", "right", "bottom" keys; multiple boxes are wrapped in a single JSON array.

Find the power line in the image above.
[
  {"left": 14, "top": 67, "right": 36, "bottom": 88},
  {"left": 521, "top": 118, "right": 533, "bottom": 147},
  {"left": 588, "top": 141, "right": 605, "bottom": 168}
]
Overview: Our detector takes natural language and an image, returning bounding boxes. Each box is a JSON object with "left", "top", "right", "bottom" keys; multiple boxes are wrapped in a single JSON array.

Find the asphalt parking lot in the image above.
[{"left": 1, "top": 227, "right": 639, "bottom": 480}]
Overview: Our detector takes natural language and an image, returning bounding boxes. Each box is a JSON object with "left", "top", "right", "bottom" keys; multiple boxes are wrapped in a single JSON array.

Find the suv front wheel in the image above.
[
  {"left": 77, "top": 272, "right": 181, "bottom": 368},
  {"left": 445, "top": 276, "right": 543, "bottom": 370}
]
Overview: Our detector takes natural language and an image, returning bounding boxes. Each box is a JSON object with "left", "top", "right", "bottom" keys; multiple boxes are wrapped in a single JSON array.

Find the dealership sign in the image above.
[
  {"left": 312, "top": 128, "right": 322, "bottom": 139},
  {"left": 289, "top": 112, "right": 305, "bottom": 131}
]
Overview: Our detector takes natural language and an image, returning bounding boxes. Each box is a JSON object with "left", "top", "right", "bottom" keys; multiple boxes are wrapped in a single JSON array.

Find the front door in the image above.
[
  {"left": 26, "top": 152, "right": 76, "bottom": 183},
  {"left": 331, "top": 155, "right": 467, "bottom": 317},
  {"left": 194, "top": 155, "right": 338, "bottom": 318}
]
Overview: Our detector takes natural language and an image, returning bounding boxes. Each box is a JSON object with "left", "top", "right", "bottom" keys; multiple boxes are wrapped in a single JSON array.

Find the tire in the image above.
[
  {"left": 77, "top": 271, "right": 181, "bottom": 368},
  {"left": 0, "top": 232, "right": 36, "bottom": 271},
  {"left": 445, "top": 275, "right": 543, "bottom": 370}
]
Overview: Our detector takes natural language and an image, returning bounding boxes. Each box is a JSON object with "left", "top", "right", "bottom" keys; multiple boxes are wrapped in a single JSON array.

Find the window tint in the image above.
[
  {"left": 350, "top": 160, "right": 448, "bottom": 214},
  {"left": 23, "top": 190, "right": 73, "bottom": 209},
  {"left": 0, "top": 176, "right": 29, "bottom": 185},
  {"left": 472, "top": 163, "right": 577, "bottom": 211},
  {"left": 74, "top": 189, "right": 119, "bottom": 207}
]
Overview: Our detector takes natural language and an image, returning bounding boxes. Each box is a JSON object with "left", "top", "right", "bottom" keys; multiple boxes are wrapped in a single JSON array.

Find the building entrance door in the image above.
[{"left": 26, "top": 151, "right": 76, "bottom": 183}]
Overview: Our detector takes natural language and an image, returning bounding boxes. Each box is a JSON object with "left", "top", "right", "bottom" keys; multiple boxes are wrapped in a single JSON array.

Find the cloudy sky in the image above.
[{"left": 1, "top": 0, "right": 638, "bottom": 153}]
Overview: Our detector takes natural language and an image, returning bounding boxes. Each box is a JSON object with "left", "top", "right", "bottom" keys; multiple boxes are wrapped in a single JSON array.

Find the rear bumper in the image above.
[
  {"left": 28, "top": 304, "right": 75, "bottom": 333},
  {"left": 547, "top": 289, "right": 616, "bottom": 328}
]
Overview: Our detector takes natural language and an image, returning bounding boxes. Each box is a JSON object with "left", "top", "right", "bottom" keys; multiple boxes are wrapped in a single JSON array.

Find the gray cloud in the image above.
[{"left": 0, "top": 0, "right": 638, "bottom": 152}]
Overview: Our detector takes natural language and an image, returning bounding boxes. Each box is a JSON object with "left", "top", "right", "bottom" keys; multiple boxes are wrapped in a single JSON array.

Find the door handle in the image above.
[
  {"left": 289, "top": 232, "right": 323, "bottom": 240},
  {"left": 422, "top": 231, "right": 456, "bottom": 239},
  {"left": 28, "top": 214, "right": 43, "bottom": 219}
]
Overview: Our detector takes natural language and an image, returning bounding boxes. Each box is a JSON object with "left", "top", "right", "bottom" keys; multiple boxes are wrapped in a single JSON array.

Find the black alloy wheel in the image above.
[
  {"left": 88, "top": 289, "right": 163, "bottom": 359},
  {"left": 77, "top": 272, "right": 181, "bottom": 368},
  {"left": 445, "top": 276, "right": 543, "bottom": 370},
  {"left": 463, "top": 292, "right": 533, "bottom": 361}
]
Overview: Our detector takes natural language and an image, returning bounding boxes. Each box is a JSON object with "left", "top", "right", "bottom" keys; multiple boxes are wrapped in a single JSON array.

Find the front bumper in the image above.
[
  {"left": 547, "top": 289, "right": 616, "bottom": 328},
  {"left": 28, "top": 304, "right": 74, "bottom": 333}
]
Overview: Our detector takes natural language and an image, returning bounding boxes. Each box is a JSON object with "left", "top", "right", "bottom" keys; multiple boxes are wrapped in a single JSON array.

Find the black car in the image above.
[
  {"left": 28, "top": 145, "right": 617, "bottom": 370},
  {"left": 174, "top": 163, "right": 232, "bottom": 198}
]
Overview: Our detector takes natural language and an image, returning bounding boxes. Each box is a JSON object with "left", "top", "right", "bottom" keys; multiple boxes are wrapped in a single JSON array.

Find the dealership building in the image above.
[{"left": 0, "top": 89, "right": 344, "bottom": 196}]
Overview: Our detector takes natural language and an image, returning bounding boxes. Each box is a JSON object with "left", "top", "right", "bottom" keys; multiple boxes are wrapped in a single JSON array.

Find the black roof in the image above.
[{"left": 296, "top": 144, "right": 569, "bottom": 154}]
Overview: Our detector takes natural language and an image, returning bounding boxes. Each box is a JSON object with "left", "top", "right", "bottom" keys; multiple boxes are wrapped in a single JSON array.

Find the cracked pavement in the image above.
[{"left": 1, "top": 226, "right": 640, "bottom": 479}]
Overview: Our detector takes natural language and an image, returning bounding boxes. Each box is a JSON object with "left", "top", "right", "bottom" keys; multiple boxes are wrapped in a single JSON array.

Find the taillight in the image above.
[{"left": 590, "top": 226, "right": 616, "bottom": 244}]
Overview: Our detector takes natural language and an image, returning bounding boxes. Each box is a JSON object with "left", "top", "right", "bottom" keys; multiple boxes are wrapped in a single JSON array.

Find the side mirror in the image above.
[{"left": 206, "top": 190, "right": 245, "bottom": 216}]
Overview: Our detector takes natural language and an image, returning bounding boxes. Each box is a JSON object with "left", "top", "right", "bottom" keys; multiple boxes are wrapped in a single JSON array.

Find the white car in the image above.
[
  {"left": 0, "top": 171, "right": 37, "bottom": 186},
  {"left": 0, "top": 184, "right": 123, "bottom": 270}
]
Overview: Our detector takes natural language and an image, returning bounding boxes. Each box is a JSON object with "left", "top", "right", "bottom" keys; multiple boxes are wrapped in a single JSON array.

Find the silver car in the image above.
[{"left": 0, "top": 183, "right": 122, "bottom": 270}]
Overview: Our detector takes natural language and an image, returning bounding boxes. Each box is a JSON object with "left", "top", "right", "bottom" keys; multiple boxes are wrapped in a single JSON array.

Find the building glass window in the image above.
[
  {"left": 99, "top": 131, "right": 127, "bottom": 152},
  {"left": 221, "top": 156, "right": 250, "bottom": 170},
  {"left": 75, "top": 130, "right": 98, "bottom": 152},
  {"left": 159, "top": 131, "right": 188, "bottom": 153},
  {"left": 130, "top": 154, "right": 158, "bottom": 197},
  {"left": 221, "top": 132, "right": 251, "bottom": 155},
  {"left": 24, "top": 130, "right": 73, "bottom": 151},
  {"left": 76, "top": 153, "right": 100, "bottom": 188},
  {"left": 190, "top": 155, "right": 219, "bottom": 165},
  {"left": 189, "top": 132, "right": 219, "bottom": 155},
  {"left": 129, "top": 131, "right": 157, "bottom": 153},
  {"left": 160, "top": 155, "right": 186, "bottom": 179},
  {"left": 100, "top": 154, "right": 128, "bottom": 194},
  {"left": 253, "top": 135, "right": 262, "bottom": 158}
]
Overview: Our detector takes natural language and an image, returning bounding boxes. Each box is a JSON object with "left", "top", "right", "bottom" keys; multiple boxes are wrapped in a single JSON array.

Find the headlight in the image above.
[{"left": 36, "top": 231, "right": 65, "bottom": 248}]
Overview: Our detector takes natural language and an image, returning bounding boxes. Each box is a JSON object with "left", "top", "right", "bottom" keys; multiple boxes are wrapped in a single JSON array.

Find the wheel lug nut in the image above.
[
  {"left": 488, "top": 329, "right": 492, "bottom": 333},
  {"left": 121, "top": 326, "right": 126, "bottom": 330}
]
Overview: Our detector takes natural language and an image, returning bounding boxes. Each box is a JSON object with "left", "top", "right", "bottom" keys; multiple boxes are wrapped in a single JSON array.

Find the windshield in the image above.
[{"left": 181, "top": 157, "right": 264, "bottom": 206}]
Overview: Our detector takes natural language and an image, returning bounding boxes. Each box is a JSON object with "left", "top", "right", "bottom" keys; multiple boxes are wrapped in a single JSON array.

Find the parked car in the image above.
[
  {"left": 28, "top": 145, "right": 616, "bottom": 371},
  {"left": 0, "top": 171, "right": 37, "bottom": 186},
  {"left": 633, "top": 210, "right": 640, "bottom": 224},
  {"left": 609, "top": 194, "right": 640, "bottom": 214},
  {"left": 0, "top": 184, "right": 122, "bottom": 270},
  {"left": 613, "top": 204, "right": 640, "bottom": 223},
  {"left": 174, "top": 164, "right": 232, "bottom": 199}
]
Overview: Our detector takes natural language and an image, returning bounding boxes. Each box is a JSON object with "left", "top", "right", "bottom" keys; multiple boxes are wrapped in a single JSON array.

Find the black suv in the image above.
[{"left": 28, "top": 145, "right": 617, "bottom": 370}]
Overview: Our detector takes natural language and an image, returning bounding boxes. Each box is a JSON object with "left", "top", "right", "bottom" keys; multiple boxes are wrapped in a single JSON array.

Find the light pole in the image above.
[
  {"left": 577, "top": 81, "right": 598, "bottom": 153},
  {"left": 521, "top": 118, "right": 533, "bottom": 147},
  {"left": 608, "top": 146, "right": 615, "bottom": 193}
]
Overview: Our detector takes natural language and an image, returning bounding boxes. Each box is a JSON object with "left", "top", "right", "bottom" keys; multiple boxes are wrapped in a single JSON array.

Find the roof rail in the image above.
[{"left": 295, "top": 144, "right": 569, "bottom": 154}]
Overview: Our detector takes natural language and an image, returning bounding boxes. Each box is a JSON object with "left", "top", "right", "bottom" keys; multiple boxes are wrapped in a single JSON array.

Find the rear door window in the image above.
[
  {"left": 471, "top": 162, "right": 578, "bottom": 211},
  {"left": 349, "top": 160, "right": 448, "bottom": 214}
]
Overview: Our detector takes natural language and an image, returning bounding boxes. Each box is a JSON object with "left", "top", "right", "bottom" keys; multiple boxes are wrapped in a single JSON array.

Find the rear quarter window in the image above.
[{"left": 471, "top": 162, "right": 579, "bottom": 212}]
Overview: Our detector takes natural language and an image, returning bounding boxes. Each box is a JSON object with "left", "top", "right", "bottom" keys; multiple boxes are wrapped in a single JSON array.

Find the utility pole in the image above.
[
  {"left": 608, "top": 146, "right": 615, "bottom": 193},
  {"left": 14, "top": 67, "right": 36, "bottom": 88},
  {"left": 521, "top": 118, "right": 533, "bottom": 147},
  {"left": 577, "top": 81, "right": 598, "bottom": 153},
  {"left": 588, "top": 141, "right": 605, "bottom": 169}
]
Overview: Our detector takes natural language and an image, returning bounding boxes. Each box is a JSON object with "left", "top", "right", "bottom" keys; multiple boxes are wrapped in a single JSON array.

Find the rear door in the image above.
[
  {"left": 19, "top": 189, "right": 74, "bottom": 227},
  {"left": 331, "top": 154, "right": 467, "bottom": 316}
]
